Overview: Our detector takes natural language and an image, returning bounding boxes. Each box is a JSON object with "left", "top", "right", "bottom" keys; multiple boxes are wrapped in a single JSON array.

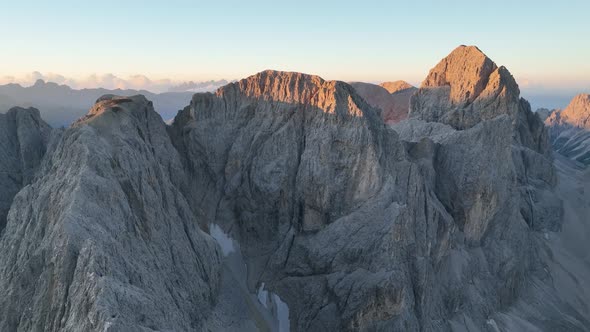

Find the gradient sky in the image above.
[{"left": 1, "top": 0, "right": 589, "bottom": 97}]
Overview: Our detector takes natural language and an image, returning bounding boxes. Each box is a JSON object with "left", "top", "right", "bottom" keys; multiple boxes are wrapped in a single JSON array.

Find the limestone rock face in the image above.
[
  {"left": 0, "top": 96, "right": 222, "bottom": 331},
  {"left": 170, "top": 70, "right": 452, "bottom": 330},
  {"left": 350, "top": 81, "right": 415, "bottom": 124},
  {"left": 405, "top": 45, "right": 560, "bottom": 234},
  {"left": 545, "top": 94, "right": 590, "bottom": 165},
  {"left": 547, "top": 94, "right": 590, "bottom": 129},
  {"left": 409, "top": 45, "right": 550, "bottom": 158},
  {"left": 169, "top": 68, "right": 568, "bottom": 331},
  {"left": 0, "top": 107, "right": 51, "bottom": 231}
]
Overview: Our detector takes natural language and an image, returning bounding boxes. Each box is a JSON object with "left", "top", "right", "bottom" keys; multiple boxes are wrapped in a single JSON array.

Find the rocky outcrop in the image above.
[
  {"left": 545, "top": 94, "right": 590, "bottom": 165},
  {"left": 393, "top": 45, "right": 579, "bottom": 329},
  {"left": 409, "top": 45, "right": 550, "bottom": 157},
  {"left": 0, "top": 96, "right": 222, "bottom": 331},
  {"left": 0, "top": 107, "right": 51, "bottom": 232},
  {"left": 169, "top": 70, "right": 450, "bottom": 330},
  {"left": 350, "top": 81, "right": 415, "bottom": 124}
]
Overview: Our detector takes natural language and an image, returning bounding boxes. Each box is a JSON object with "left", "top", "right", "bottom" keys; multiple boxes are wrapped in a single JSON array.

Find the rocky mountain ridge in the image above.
[
  {"left": 544, "top": 94, "right": 590, "bottom": 165},
  {"left": 0, "top": 46, "right": 587, "bottom": 331}
]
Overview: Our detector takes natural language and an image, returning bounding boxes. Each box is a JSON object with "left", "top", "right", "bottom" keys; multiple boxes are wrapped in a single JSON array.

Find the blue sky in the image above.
[{"left": 1, "top": 0, "right": 589, "bottom": 101}]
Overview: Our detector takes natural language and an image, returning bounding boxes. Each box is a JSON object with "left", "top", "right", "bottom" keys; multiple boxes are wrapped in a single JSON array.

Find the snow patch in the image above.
[
  {"left": 257, "top": 283, "right": 269, "bottom": 309},
  {"left": 257, "top": 283, "right": 290, "bottom": 332},
  {"left": 209, "top": 224, "right": 235, "bottom": 256}
]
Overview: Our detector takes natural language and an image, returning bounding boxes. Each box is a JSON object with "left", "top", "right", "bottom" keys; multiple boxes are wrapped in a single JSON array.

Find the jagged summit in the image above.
[
  {"left": 198, "top": 69, "right": 381, "bottom": 120},
  {"left": 420, "top": 45, "right": 519, "bottom": 106},
  {"left": 379, "top": 80, "right": 415, "bottom": 94},
  {"left": 547, "top": 93, "right": 590, "bottom": 129},
  {"left": 409, "top": 45, "right": 534, "bottom": 140}
]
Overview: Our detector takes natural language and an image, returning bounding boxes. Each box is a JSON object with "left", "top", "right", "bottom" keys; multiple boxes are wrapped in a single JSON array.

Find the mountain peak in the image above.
[
  {"left": 379, "top": 81, "right": 415, "bottom": 94},
  {"left": 548, "top": 93, "right": 590, "bottom": 129},
  {"left": 225, "top": 70, "right": 327, "bottom": 103},
  {"left": 74, "top": 94, "right": 151, "bottom": 125},
  {"left": 6, "top": 106, "right": 41, "bottom": 118},
  {"left": 211, "top": 69, "right": 379, "bottom": 120},
  {"left": 421, "top": 45, "right": 505, "bottom": 105},
  {"left": 410, "top": 45, "right": 525, "bottom": 131}
]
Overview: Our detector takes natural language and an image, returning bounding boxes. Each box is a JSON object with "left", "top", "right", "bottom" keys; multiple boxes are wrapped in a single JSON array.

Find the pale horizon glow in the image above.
[{"left": 1, "top": 0, "right": 589, "bottom": 105}]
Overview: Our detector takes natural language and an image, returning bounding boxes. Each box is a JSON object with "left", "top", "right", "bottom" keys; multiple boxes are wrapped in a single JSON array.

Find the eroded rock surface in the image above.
[
  {"left": 0, "top": 107, "right": 51, "bottom": 232},
  {"left": 0, "top": 96, "right": 222, "bottom": 331},
  {"left": 545, "top": 94, "right": 590, "bottom": 165},
  {"left": 168, "top": 63, "right": 569, "bottom": 331}
]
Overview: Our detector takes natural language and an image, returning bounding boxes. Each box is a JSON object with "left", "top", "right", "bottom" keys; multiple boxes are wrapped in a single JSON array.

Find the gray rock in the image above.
[
  {"left": 0, "top": 96, "right": 222, "bottom": 331},
  {"left": 0, "top": 107, "right": 51, "bottom": 232},
  {"left": 168, "top": 65, "right": 568, "bottom": 331},
  {"left": 545, "top": 94, "right": 590, "bottom": 166},
  {"left": 409, "top": 45, "right": 551, "bottom": 158}
]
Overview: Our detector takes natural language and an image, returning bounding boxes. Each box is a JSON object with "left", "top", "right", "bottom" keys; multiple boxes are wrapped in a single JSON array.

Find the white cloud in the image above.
[{"left": 0, "top": 72, "right": 229, "bottom": 93}]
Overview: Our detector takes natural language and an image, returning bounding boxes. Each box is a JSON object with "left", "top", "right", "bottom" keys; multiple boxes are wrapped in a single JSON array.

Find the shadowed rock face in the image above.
[
  {"left": 169, "top": 70, "right": 452, "bottom": 330},
  {"left": 545, "top": 94, "right": 590, "bottom": 165},
  {"left": 0, "top": 96, "right": 222, "bottom": 331},
  {"left": 0, "top": 107, "right": 51, "bottom": 232},
  {"left": 350, "top": 82, "right": 416, "bottom": 124},
  {"left": 168, "top": 67, "right": 570, "bottom": 331}
]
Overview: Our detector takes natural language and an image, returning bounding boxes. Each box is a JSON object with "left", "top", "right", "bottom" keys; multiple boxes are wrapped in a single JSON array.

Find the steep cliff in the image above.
[
  {"left": 0, "top": 107, "right": 51, "bottom": 232},
  {"left": 168, "top": 64, "right": 571, "bottom": 330},
  {"left": 0, "top": 96, "right": 222, "bottom": 331},
  {"left": 545, "top": 94, "right": 590, "bottom": 165},
  {"left": 409, "top": 45, "right": 549, "bottom": 157}
]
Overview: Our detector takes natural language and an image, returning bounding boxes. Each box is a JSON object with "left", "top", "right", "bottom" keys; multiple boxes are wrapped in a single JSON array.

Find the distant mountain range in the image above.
[{"left": 0, "top": 80, "right": 203, "bottom": 126}]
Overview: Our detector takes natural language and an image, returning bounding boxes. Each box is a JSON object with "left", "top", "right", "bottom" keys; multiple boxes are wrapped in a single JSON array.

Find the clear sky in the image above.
[{"left": 1, "top": 0, "right": 589, "bottom": 99}]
